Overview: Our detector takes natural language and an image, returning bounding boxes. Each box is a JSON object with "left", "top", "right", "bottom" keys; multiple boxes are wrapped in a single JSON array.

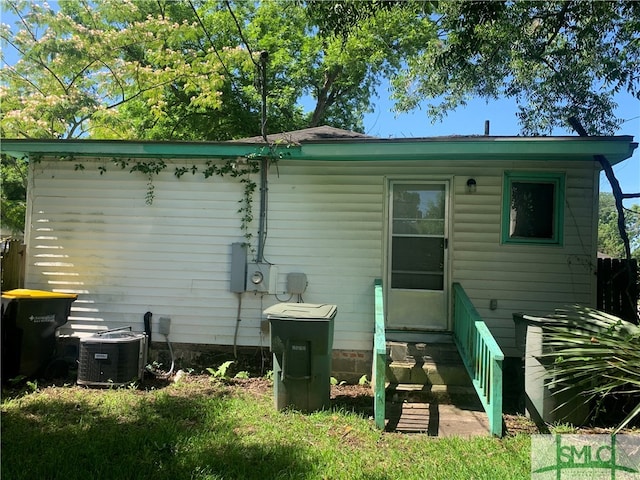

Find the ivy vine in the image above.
[{"left": 174, "top": 157, "right": 261, "bottom": 244}]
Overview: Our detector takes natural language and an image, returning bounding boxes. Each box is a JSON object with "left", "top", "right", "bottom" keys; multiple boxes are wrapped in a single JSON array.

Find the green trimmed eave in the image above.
[
  {"left": 1, "top": 135, "right": 636, "bottom": 166},
  {"left": 294, "top": 136, "right": 638, "bottom": 166},
  {"left": 0, "top": 138, "right": 298, "bottom": 160}
]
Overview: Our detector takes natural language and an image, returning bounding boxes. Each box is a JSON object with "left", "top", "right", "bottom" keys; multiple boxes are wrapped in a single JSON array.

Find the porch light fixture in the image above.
[{"left": 466, "top": 178, "right": 477, "bottom": 193}]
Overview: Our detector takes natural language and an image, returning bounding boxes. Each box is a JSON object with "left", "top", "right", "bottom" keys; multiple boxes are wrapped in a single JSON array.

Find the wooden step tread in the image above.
[{"left": 386, "top": 383, "right": 481, "bottom": 408}]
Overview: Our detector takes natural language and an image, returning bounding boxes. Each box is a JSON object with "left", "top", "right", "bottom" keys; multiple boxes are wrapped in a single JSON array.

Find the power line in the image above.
[
  {"left": 223, "top": 0, "right": 268, "bottom": 141},
  {"left": 187, "top": 0, "right": 246, "bottom": 106},
  {"left": 620, "top": 115, "right": 639, "bottom": 125},
  {"left": 224, "top": 0, "right": 260, "bottom": 70}
]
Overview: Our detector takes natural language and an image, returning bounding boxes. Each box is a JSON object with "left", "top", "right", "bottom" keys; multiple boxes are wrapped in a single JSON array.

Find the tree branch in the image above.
[
  {"left": 8, "top": 0, "right": 38, "bottom": 43},
  {"left": 310, "top": 67, "right": 341, "bottom": 127},
  {"left": 542, "top": 1, "right": 572, "bottom": 51},
  {"left": 187, "top": 0, "right": 250, "bottom": 111},
  {"left": 2, "top": 65, "right": 48, "bottom": 97},
  {"left": 569, "top": 116, "right": 632, "bottom": 260}
]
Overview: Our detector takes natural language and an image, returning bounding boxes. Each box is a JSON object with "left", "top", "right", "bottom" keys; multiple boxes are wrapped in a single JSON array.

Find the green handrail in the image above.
[
  {"left": 452, "top": 282, "right": 504, "bottom": 437},
  {"left": 373, "top": 279, "right": 386, "bottom": 429}
]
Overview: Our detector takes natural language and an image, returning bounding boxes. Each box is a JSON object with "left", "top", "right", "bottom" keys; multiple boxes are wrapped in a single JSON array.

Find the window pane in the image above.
[
  {"left": 392, "top": 273, "right": 444, "bottom": 290},
  {"left": 509, "top": 181, "right": 555, "bottom": 239},
  {"left": 393, "top": 184, "right": 445, "bottom": 235},
  {"left": 391, "top": 237, "right": 444, "bottom": 290}
]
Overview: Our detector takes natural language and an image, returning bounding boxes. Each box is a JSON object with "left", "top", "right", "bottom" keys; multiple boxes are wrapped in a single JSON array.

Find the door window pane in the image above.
[
  {"left": 391, "top": 237, "right": 444, "bottom": 289},
  {"left": 392, "top": 273, "right": 444, "bottom": 290},
  {"left": 392, "top": 237, "right": 444, "bottom": 273},
  {"left": 391, "top": 183, "right": 446, "bottom": 291},
  {"left": 393, "top": 184, "right": 445, "bottom": 235}
]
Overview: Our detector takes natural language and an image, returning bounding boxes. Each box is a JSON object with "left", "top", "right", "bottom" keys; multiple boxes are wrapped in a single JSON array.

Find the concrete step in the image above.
[
  {"left": 387, "top": 340, "right": 461, "bottom": 363},
  {"left": 386, "top": 360, "right": 472, "bottom": 386},
  {"left": 385, "top": 331, "right": 454, "bottom": 344},
  {"left": 382, "top": 341, "right": 486, "bottom": 435},
  {"left": 385, "top": 341, "right": 471, "bottom": 387}
]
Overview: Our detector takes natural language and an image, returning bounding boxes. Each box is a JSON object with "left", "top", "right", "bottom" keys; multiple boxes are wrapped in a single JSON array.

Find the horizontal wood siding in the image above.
[
  {"left": 451, "top": 162, "right": 599, "bottom": 356},
  {"left": 26, "top": 158, "right": 599, "bottom": 356},
  {"left": 27, "top": 160, "right": 252, "bottom": 346},
  {"left": 265, "top": 165, "right": 384, "bottom": 350}
]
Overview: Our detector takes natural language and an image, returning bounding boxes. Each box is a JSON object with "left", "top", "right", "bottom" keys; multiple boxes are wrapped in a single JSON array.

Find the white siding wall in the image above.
[
  {"left": 450, "top": 162, "right": 599, "bottom": 356},
  {"left": 26, "top": 157, "right": 599, "bottom": 356}
]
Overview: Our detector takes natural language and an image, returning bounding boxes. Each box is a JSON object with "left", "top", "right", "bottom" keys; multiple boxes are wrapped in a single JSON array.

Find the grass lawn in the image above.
[{"left": 1, "top": 375, "right": 531, "bottom": 480}]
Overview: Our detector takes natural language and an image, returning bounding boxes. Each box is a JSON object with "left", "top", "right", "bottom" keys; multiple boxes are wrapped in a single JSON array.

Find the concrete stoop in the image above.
[
  {"left": 385, "top": 341, "right": 474, "bottom": 389},
  {"left": 384, "top": 340, "right": 488, "bottom": 437}
]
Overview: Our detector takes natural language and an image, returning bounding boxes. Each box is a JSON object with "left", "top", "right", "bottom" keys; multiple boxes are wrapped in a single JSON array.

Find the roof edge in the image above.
[{"left": 1, "top": 136, "right": 636, "bottom": 166}]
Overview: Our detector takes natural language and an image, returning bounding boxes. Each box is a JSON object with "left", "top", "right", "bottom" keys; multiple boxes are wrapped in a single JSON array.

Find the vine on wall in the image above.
[
  {"left": 47, "top": 144, "right": 290, "bottom": 248},
  {"left": 175, "top": 157, "right": 261, "bottom": 244}
]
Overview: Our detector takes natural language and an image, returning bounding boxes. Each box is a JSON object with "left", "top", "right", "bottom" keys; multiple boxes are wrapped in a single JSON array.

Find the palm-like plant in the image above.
[{"left": 541, "top": 305, "right": 640, "bottom": 432}]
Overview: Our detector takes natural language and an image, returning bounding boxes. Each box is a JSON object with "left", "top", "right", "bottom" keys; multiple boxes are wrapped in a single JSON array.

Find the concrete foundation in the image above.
[
  {"left": 147, "top": 342, "right": 373, "bottom": 382},
  {"left": 56, "top": 336, "right": 373, "bottom": 384}
]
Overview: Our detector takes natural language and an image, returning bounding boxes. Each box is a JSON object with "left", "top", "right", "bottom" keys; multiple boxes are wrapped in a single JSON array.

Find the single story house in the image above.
[{"left": 2, "top": 127, "right": 637, "bottom": 379}]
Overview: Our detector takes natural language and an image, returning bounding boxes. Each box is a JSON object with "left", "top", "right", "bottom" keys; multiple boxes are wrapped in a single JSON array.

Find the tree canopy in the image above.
[
  {"left": 599, "top": 193, "right": 640, "bottom": 261},
  {"left": 2, "top": 1, "right": 638, "bottom": 139},
  {"left": 3, "top": 0, "right": 638, "bottom": 245},
  {"left": 0, "top": 155, "right": 26, "bottom": 235},
  {"left": 392, "top": 0, "right": 640, "bottom": 136},
  {"left": 0, "top": 0, "right": 434, "bottom": 140}
]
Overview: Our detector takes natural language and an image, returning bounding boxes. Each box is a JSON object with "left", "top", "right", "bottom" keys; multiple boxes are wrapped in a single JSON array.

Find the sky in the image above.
[
  {"left": 1, "top": 3, "right": 638, "bottom": 204},
  {"left": 362, "top": 88, "right": 640, "bottom": 204}
]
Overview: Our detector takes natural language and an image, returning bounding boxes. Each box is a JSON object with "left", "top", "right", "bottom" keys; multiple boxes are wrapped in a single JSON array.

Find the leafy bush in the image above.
[
  {"left": 541, "top": 306, "right": 640, "bottom": 432},
  {"left": 206, "top": 360, "right": 235, "bottom": 380}
]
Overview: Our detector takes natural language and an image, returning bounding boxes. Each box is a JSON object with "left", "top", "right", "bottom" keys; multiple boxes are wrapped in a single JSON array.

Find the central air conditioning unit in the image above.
[{"left": 77, "top": 329, "right": 147, "bottom": 387}]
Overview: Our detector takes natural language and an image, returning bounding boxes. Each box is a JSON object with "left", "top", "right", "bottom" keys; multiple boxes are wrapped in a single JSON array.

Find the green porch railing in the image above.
[
  {"left": 373, "top": 279, "right": 386, "bottom": 430},
  {"left": 452, "top": 282, "right": 504, "bottom": 437}
]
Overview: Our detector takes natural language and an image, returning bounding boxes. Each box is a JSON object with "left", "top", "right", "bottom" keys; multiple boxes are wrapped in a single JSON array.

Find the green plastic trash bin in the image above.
[
  {"left": 264, "top": 303, "right": 337, "bottom": 412},
  {"left": 1, "top": 289, "right": 77, "bottom": 381}
]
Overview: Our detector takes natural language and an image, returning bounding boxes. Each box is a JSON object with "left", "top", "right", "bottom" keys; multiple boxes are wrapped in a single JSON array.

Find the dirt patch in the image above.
[
  {"left": 227, "top": 377, "right": 272, "bottom": 396},
  {"left": 502, "top": 414, "right": 540, "bottom": 435},
  {"left": 331, "top": 382, "right": 371, "bottom": 399}
]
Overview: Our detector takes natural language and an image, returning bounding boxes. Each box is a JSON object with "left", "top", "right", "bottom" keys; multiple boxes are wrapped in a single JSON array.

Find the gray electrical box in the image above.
[
  {"left": 230, "top": 243, "right": 247, "bottom": 293},
  {"left": 287, "top": 272, "right": 307, "bottom": 294},
  {"left": 158, "top": 317, "right": 171, "bottom": 336},
  {"left": 246, "top": 262, "right": 277, "bottom": 293}
]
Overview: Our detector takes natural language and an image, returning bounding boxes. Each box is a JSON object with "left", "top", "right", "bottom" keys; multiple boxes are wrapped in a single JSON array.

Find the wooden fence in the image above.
[
  {"left": 1, "top": 240, "right": 25, "bottom": 291},
  {"left": 597, "top": 258, "right": 638, "bottom": 324}
]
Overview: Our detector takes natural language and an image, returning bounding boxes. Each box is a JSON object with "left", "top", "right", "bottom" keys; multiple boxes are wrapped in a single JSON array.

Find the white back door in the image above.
[{"left": 386, "top": 181, "right": 449, "bottom": 330}]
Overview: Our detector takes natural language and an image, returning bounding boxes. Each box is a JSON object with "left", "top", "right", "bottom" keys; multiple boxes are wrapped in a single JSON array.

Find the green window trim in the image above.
[{"left": 501, "top": 171, "right": 565, "bottom": 245}]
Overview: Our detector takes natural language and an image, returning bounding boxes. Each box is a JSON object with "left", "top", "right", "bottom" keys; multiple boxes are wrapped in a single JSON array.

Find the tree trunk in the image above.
[{"left": 309, "top": 67, "right": 341, "bottom": 127}]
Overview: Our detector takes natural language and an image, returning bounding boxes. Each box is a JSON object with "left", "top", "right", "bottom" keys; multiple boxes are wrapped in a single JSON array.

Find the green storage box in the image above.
[{"left": 265, "top": 303, "right": 337, "bottom": 412}]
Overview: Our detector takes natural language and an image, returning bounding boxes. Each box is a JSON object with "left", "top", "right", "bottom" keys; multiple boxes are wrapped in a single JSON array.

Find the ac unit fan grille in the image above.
[{"left": 77, "top": 334, "right": 146, "bottom": 386}]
